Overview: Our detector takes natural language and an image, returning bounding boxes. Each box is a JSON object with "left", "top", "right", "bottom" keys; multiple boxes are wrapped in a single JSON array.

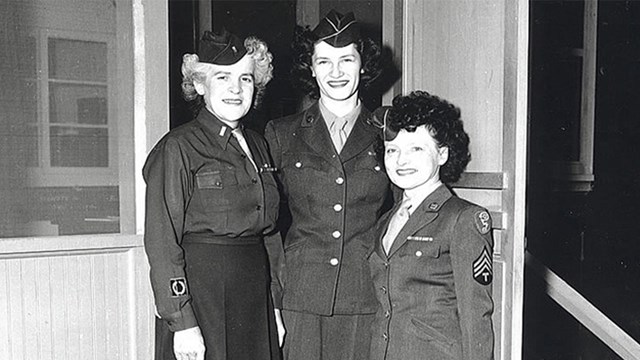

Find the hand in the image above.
[
  {"left": 274, "top": 309, "right": 286, "bottom": 347},
  {"left": 173, "top": 326, "right": 205, "bottom": 360}
]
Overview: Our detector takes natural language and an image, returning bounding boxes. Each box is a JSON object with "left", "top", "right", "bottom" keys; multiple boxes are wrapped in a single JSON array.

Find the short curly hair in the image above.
[
  {"left": 385, "top": 91, "right": 471, "bottom": 184},
  {"left": 290, "top": 25, "right": 382, "bottom": 99},
  {"left": 181, "top": 36, "right": 274, "bottom": 114}
]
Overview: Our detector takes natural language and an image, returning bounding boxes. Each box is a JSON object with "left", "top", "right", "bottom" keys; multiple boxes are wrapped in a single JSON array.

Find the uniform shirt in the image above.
[
  {"left": 143, "top": 109, "right": 283, "bottom": 331},
  {"left": 318, "top": 98, "right": 359, "bottom": 147},
  {"left": 369, "top": 185, "right": 494, "bottom": 360}
]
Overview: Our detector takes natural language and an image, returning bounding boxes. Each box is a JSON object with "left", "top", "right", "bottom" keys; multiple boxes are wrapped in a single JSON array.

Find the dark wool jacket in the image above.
[{"left": 265, "top": 102, "right": 391, "bottom": 315}]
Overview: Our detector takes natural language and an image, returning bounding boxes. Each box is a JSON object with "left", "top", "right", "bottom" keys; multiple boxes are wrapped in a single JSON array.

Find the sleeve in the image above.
[
  {"left": 142, "top": 138, "right": 198, "bottom": 332},
  {"left": 264, "top": 229, "right": 284, "bottom": 309},
  {"left": 263, "top": 121, "right": 285, "bottom": 308},
  {"left": 264, "top": 121, "right": 282, "bottom": 169},
  {"left": 450, "top": 205, "right": 495, "bottom": 360}
]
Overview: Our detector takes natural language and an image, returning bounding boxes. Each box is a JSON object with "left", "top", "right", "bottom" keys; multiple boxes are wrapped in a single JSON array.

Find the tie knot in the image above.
[
  {"left": 399, "top": 197, "right": 412, "bottom": 216},
  {"left": 331, "top": 118, "right": 348, "bottom": 131}
]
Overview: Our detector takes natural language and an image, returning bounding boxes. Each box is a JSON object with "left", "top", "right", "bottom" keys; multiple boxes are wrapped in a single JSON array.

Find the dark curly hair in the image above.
[
  {"left": 290, "top": 25, "right": 382, "bottom": 99},
  {"left": 385, "top": 91, "right": 471, "bottom": 184}
]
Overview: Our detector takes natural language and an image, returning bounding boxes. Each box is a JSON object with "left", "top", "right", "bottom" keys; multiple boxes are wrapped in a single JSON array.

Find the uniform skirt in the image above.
[{"left": 155, "top": 239, "right": 281, "bottom": 360}]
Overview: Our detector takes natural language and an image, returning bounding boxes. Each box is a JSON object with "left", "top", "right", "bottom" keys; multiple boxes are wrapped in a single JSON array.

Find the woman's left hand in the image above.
[{"left": 274, "top": 309, "right": 286, "bottom": 347}]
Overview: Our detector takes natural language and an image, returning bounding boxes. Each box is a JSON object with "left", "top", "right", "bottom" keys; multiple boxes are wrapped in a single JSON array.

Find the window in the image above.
[
  {"left": 530, "top": 0, "right": 597, "bottom": 191},
  {"left": 0, "top": 0, "right": 130, "bottom": 237}
]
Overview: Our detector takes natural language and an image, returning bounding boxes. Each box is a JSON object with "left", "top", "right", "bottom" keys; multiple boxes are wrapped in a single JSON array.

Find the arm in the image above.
[
  {"left": 264, "top": 121, "right": 287, "bottom": 346},
  {"left": 143, "top": 138, "right": 198, "bottom": 332},
  {"left": 450, "top": 206, "right": 495, "bottom": 360}
]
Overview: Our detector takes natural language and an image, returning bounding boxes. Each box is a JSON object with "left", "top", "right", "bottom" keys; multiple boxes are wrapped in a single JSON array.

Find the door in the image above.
[{"left": 383, "top": 1, "right": 529, "bottom": 358}]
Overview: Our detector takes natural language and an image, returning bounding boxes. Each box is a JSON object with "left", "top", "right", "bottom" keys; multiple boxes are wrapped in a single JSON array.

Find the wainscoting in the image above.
[{"left": 0, "top": 235, "right": 154, "bottom": 360}]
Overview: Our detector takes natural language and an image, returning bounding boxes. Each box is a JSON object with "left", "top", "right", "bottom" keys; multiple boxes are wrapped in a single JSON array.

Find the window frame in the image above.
[
  {"left": 549, "top": 0, "right": 597, "bottom": 192},
  {"left": 27, "top": 28, "right": 118, "bottom": 188}
]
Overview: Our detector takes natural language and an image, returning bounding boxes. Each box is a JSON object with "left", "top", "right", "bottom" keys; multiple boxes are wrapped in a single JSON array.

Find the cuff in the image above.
[{"left": 164, "top": 304, "right": 198, "bottom": 332}]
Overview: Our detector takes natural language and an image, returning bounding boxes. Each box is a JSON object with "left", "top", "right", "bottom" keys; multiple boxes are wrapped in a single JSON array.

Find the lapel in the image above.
[
  {"left": 296, "top": 102, "right": 342, "bottom": 168},
  {"left": 374, "top": 206, "right": 396, "bottom": 259},
  {"left": 339, "top": 107, "right": 378, "bottom": 163},
  {"left": 386, "top": 185, "right": 454, "bottom": 258}
]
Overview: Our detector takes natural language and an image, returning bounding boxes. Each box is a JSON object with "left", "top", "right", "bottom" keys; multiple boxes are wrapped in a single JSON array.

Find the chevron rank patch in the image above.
[
  {"left": 474, "top": 210, "right": 492, "bottom": 234},
  {"left": 170, "top": 277, "right": 188, "bottom": 297},
  {"left": 473, "top": 246, "right": 493, "bottom": 285}
]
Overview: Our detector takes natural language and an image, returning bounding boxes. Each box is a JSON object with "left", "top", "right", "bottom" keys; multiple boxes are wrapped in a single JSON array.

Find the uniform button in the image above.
[
  {"left": 329, "top": 258, "right": 339, "bottom": 266},
  {"left": 380, "top": 286, "right": 387, "bottom": 294},
  {"left": 384, "top": 310, "right": 391, "bottom": 318},
  {"left": 335, "top": 177, "right": 344, "bottom": 185},
  {"left": 295, "top": 162, "right": 302, "bottom": 168},
  {"left": 382, "top": 333, "right": 388, "bottom": 341},
  {"left": 256, "top": 205, "right": 262, "bottom": 211},
  {"left": 415, "top": 250, "right": 423, "bottom": 257},
  {"left": 332, "top": 231, "right": 341, "bottom": 239},
  {"left": 383, "top": 262, "right": 389, "bottom": 268},
  {"left": 215, "top": 181, "right": 222, "bottom": 187},
  {"left": 333, "top": 204, "right": 343, "bottom": 212},
  {"left": 251, "top": 178, "right": 258, "bottom": 184}
]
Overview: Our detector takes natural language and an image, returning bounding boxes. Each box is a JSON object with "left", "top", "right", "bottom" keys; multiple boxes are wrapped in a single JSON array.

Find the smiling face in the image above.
[
  {"left": 311, "top": 41, "right": 362, "bottom": 103},
  {"left": 384, "top": 125, "right": 449, "bottom": 191},
  {"left": 195, "top": 54, "right": 255, "bottom": 126}
]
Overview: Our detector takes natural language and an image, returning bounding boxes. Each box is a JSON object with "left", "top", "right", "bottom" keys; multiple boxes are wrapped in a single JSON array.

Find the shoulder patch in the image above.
[
  {"left": 474, "top": 210, "right": 492, "bottom": 234},
  {"left": 170, "top": 277, "right": 188, "bottom": 297},
  {"left": 473, "top": 246, "right": 493, "bottom": 285}
]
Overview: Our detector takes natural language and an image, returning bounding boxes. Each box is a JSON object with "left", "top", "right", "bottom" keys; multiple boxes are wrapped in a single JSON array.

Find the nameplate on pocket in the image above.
[
  {"left": 407, "top": 236, "right": 433, "bottom": 242},
  {"left": 260, "top": 164, "right": 278, "bottom": 173}
]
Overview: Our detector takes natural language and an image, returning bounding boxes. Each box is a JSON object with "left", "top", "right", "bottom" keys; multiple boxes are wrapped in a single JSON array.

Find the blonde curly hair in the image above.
[{"left": 181, "top": 36, "right": 274, "bottom": 110}]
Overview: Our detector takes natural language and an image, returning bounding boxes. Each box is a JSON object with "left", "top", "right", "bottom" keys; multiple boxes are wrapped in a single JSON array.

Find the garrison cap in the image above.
[
  {"left": 312, "top": 9, "right": 360, "bottom": 47},
  {"left": 370, "top": 106, "right": 399, "bottom": 141},
  {"left": 198, "top": 29, "right": 247, "bottom": 65}
]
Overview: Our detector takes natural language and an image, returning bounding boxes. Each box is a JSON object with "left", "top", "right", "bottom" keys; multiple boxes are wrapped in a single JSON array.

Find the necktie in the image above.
[
  {"left": 382, "top": 197, "right": 412, "bottom": 254},
  {"left": 231, "top": 128, "right": 258, "bottom": 172},
  {"left": 330, "top": 117, "right": 348, "bottom": 153}
]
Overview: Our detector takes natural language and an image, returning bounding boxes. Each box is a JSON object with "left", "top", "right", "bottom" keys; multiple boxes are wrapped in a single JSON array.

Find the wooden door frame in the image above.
[{"left": 382, "top": 1, "right": 528, "bottom": 359}]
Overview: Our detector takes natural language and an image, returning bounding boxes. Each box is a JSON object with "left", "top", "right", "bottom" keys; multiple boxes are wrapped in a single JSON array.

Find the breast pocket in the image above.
[
  {"left": 195, "top": 169, "right": 238, "bottom": 212},
  {"left": 280, "top": 152, "right": 331, "bottom": 197},
  {"left": 399, "top": 241, "right": 441, "bottom": 259},
  {"left": 348, "top": 150, "right": 388, "bottom": 200}
]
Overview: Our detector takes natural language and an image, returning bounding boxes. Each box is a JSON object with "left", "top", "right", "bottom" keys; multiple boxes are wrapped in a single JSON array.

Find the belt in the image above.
[{"left": 182, "top": 233, "right": 263, "bottom": 245}]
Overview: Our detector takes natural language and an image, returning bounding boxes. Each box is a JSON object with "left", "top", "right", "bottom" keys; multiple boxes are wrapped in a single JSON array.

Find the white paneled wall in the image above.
[{"left": 0, "top": 236, "right": 153, "bottom": 360}]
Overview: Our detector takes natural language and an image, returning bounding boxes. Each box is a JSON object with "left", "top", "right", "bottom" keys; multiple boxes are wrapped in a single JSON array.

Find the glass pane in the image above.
[
  {"left": 50, "top": 126, "right": 108, "bottom": 167},
  {"left": 27, "top": 186, "right": 120, "bottom": 236},
  {"left": 530, "top": 0, "right": 585, "bottom": 163},
  {"left": 0, "top": 0, "right": 127, "bottom": 237},
  {"left": 48, "top": 38, "right": 107, "bottom": 82},
  {"left": 49, "top": 84, "right": 108, "bottom": 125}
]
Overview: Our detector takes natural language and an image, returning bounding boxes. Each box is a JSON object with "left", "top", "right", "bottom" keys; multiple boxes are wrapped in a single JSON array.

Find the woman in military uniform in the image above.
[
  {"left": 143, "top": 30, "right": 284, "bottom": 360},
  {"left": 369, "top": 91, "right": 495, "bottom": 360},
  {"left": 265, "top": 9, "right": 391, "bottom": 360}
]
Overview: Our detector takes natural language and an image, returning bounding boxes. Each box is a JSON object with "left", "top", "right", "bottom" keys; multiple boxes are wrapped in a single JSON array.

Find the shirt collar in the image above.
[
  {"left": 403, "top": 180, "right": 445, "bottom": 215},
  {"left": 318, "top": 98, "right": 362, "bottom": 130},
  {"left": 196, "top": 108, "right": 234, "bottom": 150}
]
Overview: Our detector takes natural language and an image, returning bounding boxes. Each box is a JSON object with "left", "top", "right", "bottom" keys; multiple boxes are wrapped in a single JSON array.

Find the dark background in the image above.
[{"left": 526, "top": 1, "right": 640, "bottom": 359}]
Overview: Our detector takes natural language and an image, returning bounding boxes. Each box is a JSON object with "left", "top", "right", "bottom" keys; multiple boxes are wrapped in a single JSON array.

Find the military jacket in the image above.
[
  {"left": 369, "top": 185, "right": 494, "bottom": 360},
  {"left": 143, "top": 109, "right": 283, "bottom": 331},
  {"left": 265, "top": 102, "right": 391, "bottom": 315}
]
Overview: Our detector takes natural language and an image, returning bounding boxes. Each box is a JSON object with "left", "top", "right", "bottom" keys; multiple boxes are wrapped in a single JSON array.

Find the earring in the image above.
[{"left": 360, "top": 69, "right": 365, "bottom": 74}]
